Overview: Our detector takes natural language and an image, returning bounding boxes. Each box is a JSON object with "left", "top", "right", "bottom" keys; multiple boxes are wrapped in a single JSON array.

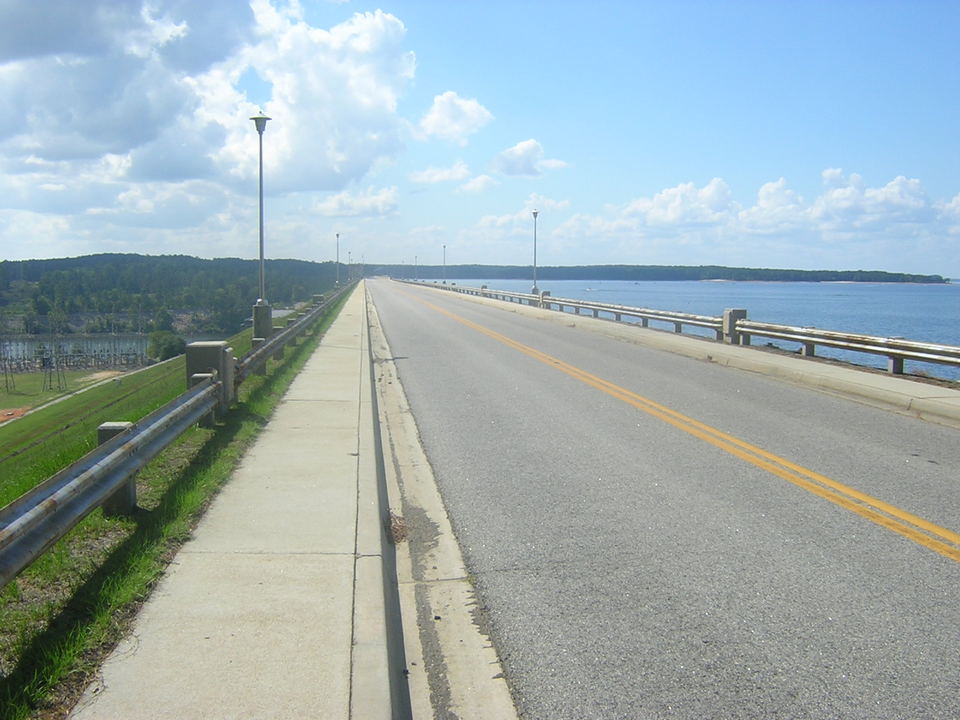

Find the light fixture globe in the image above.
[{"left": 250, "top": 112, "right": 271, "bottom": 135}]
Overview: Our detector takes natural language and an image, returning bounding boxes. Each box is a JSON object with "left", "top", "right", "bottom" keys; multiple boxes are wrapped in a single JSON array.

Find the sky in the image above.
[{"left": 1, "top": 0, "right": 959, "bottom": 276}]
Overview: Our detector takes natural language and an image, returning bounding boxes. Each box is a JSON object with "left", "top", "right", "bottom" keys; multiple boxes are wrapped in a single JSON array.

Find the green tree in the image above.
[
  {"left": 153, "top": 308, "right": 174, "bottom": 332},
  {"left": 147, "top": 330, "right": 186, "bottom": 361}
]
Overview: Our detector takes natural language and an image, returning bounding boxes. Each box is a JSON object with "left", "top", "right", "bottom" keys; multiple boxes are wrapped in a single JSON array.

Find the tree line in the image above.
[
  {"left": 0, "top": 254, "right": 340, "bottom": 336},
  {"left": 378, "top": 263, "right": 949, "bottom": 284}
]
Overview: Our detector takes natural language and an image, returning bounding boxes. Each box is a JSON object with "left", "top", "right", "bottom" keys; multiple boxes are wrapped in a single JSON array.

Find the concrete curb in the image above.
[
  {"left": 411, "top": 282, "right": 960, "bottom": 430},
  {"left": 366, "top": 293, "right": 519, "bottom": 720},
  {"left": 352, "top": 286, "right": 395, "bottom": 718}
]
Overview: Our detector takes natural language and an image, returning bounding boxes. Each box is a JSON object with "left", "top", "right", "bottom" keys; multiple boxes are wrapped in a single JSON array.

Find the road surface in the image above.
[{"left": 368, "top": 279, "right": 960, "bottom": 719}]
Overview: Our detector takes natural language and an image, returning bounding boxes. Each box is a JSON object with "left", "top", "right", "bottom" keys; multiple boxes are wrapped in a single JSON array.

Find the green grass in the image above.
[
  {"left": 0, "top": 369, "right": 124, "bottom": 411},
  {"left": 0, "top": 329, "right": 254, "bottom": 509},
  {"left": 0, "top": 292, "right": 349, "bottom": 720}
]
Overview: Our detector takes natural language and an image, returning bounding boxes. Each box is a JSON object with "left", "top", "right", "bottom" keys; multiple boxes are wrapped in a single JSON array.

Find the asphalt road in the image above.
[{"left": 367, "top": 279, "right": 960, "bottom": 720}]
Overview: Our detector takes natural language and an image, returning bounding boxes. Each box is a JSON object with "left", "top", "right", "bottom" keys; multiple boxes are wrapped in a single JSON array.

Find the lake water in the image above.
[{"left": 446, "top": 279, "right": 960, "bottom": 380}]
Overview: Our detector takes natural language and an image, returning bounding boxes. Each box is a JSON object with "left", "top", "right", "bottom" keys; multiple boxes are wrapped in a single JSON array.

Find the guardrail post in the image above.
[
  {"left": 186, "top": 342, "right": 235, "bottom": 409},
  {"left": 251, "top": 338, "right": 266, "bottom": 375},
  {"left": 723, "top": 309, "right": 748, "bottom": 344},
  {"left": 803, "top": 342, "right": 816, "bottom": 357},
  {"left": 673, "top": 322, "right": 682, "bottom": 333},
  {"left": 253, "top": 301, "right": 273, "bottom": 340},
  {"left": 191, "top": 373, "right": 216, "bottom": 426},
  {"left": 888, "top": 356, "right": 905, "bottom": 374},
  {"left": 99, "top": 422, "right": 137, "bottom": 516}
]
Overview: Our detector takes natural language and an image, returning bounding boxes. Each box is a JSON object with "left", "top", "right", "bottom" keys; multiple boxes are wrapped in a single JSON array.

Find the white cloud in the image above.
[
  {"left": 812, "top": 170, "right": 934, "bottom": 229},
  {"left": 478, "top": 194, "right": 569, "bottom": 229},
  {"left": 208, "top": 5, "right": 416, "bottom": 193},
  {"left": 0, "top": 0, "right": 425, "bottom": 259},
  {"left": 419, "top": 91, "right": 493, "bottom": 145},
  {"left": 492, "top": 139, "right": 566, "bottom": 177},
  {"left": 939, "top": 193, "right": 960, "bottom": 236},
  {"left": 460, "top": 174, "right": 497, "bottom": 193},
  {"left": 737, "top": 178, "right": 807, "bottom": 234},
  {"left": 409, "top": 160, "right": 470, "bottom": 183},
  {"left": 315, "top": 186, "right": 398, "bottom": 217},
  {"left": 623, "top": 178, "right": 737, "bottom": 226},
  {"left": 548, "top": 173, "right": 960, "bottom": 272},
  {"left": 0, "top": 2, "right": 416, "bottom": 193}
]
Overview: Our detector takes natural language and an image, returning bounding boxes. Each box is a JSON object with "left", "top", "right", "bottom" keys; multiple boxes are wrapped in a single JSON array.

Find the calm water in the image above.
[{"left": 448, "top": 279, "right": 960, "bottom": 380}]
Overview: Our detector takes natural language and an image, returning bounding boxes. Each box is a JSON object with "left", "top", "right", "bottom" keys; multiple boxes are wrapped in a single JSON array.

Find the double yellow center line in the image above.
[{"left": 407, "top": 290, "right": 960, "bottom": 563}]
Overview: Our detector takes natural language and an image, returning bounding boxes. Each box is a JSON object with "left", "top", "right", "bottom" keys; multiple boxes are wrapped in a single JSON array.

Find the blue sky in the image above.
[{"left": 1, "top": 0, "right": 959, "bottom": 276}]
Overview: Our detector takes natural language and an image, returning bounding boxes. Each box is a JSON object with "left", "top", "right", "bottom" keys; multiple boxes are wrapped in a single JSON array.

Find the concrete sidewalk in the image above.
[{"left": 70, "top": 284, "right": 398, "bottom": 719}]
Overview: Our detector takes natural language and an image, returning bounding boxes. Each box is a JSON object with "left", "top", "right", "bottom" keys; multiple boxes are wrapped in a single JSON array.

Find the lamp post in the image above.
[
  {"left": 531, "top": 209, "right": 540, "bottom": 294},
  {"left": 443, "top": 244, "right": 446, "bottom": 283},
  {"left": 335, "top": 233, "right": 340, "bottom": 285},
  {"left": 415, "top": 254, "right": 418, "bottom": 281},
  {"left": 250, "top": 111, "right": 272, "bottom": 343},
  {"left": 250, "top": 111, "right": 270, "bottom": 302}
]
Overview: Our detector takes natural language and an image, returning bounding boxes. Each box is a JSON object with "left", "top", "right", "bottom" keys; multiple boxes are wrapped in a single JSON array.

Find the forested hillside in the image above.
[
  {"left": 377, "top": 263, "right": 949, "bottom": 284},
  {"left": 0, "top": 254, "right": 339, "bottom": 336}
]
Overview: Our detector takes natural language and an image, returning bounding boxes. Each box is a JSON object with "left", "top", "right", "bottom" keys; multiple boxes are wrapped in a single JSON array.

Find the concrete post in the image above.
[
  {"left": 723, "top": 309, "right": 748, "bottom": 345},
  {"left": 99, "top": 422, "right": 136, "bottom": 516},
  {"left": 253, "top": 301, "right": 273, "bottom": 340},
  {"left": 191, "top": 373, "right": 216, "bottom": 426},
  {"left": 185, "top": 341, "right": 235, "bottom": 410},
  {"left": 251, "top": 337, "right": 266, "bottom": 375},
  {"left": 888, "top": 356, "right": 905, "bottom": 374}
]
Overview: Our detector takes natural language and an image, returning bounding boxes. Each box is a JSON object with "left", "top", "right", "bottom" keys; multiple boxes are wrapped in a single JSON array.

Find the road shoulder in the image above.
[{"left": 366, "top": 289, "right": 518, "bottom": 720}]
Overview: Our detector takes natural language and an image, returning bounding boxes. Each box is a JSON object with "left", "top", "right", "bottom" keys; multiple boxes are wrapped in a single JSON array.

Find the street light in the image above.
[
  {"left": 532, "top": 209, "right": 540, "bottom": 294},
  {"left": 443, "top": 244, "right": 447, "bottom": 284},
  {"left": 250, "top": 111, "right": 272, "bottom": 343},
  {"left": 250, "top": 111, "right": 271, "bottom": 303},
  {"left": 336, "top": 232, "right": 340, "bottom": 286}
]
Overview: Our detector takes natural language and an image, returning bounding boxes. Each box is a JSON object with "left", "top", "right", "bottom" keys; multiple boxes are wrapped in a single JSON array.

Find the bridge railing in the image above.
[
  {"left": 402, "top": 280, "right": 960, "bottom": 378},
  {"left": 0, "top": 283, "right": 353, "bottom": 589},
  {"left": 736, "top": 320, "right": 960, "bottom": 375},
  {"left": 417, "top": 281, "right": 722, "bottom": 337}
]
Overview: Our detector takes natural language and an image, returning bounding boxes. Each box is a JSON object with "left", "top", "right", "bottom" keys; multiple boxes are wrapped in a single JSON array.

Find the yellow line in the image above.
[{"left": 403, "top": 288, "right": 960, "bottom": 563}]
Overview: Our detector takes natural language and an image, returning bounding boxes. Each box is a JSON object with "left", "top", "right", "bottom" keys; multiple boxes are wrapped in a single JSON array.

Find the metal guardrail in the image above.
[
  {"left": 0, "top": 380, "right": 219, "bottom": 587},
  {"left": 403, "top": 280, "right": 960, "bottom": 377},
  {"left": 737, "top": 321, "right": 960, "bottom": 374},
  {"left": 0, "top": 283, "right": 353, "bottom": 589},
  {"left": 235, "top": 285, "right": 349, "bottom": 383},
  {"left": 416, "top": 281, "right": 722, "bottom": 337}
]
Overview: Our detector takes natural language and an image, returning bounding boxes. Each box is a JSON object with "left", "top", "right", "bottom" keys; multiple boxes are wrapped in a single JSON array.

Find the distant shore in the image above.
[{"left": 378, "top": 263, "right": 949, "bottom": 284}]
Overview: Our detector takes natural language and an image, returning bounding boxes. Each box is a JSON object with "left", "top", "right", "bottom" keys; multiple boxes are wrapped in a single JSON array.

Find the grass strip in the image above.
[
  {"left": 0, "top": 293, "right": 349, "bottom": 720},
  {"left": 0, "top": 329, "right": 254, "bottom": 509}
]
